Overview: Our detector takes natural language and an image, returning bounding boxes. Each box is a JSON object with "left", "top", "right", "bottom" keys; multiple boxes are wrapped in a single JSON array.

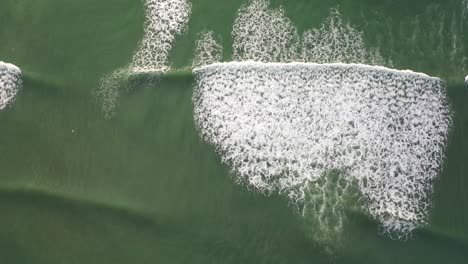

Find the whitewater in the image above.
[
  {"left": 193, "top": 61, "right": 451, "bottom": 241},
  {"left": 0, "top": 61, "right": 21, "bottom": 110}
]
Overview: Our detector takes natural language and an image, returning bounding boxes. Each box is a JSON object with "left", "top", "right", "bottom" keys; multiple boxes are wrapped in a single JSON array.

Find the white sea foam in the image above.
[
  {"left": 96, "top": 0, "right": 191, "bottom": 118},
  {"left": 231, "top": 0, "right": 389, "bottom": 66},
  {"left": 130, "top": 0, "right": 191, "bottom": 73},
  {"left": 192, "top": 31, "right": 223, "bottom": 69},
  {"left": 302, "top": 171, "right": 362, "bottom": 249},
  {"left": 94, "top": 68, "right": 127, "bottom": 119},
  {"left": 0, "top": 61, "right": 22, "bottom": 110},
  {"left": 232, "top": 0, "right": 300, "bottom": 62},
  {"left": 193, "top": 0, "right": 451, "bottom": 242},
  {"left": 193, "top": 61, "right": 451, "bottom": 238},
  {"left": 301, "top": 9, "right": 388, "bottom": 66}
]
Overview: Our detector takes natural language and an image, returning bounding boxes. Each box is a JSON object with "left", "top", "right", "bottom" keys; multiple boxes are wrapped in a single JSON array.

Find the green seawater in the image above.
[{"left": 0, "top": 0, "right": 467, "bottom": 263}]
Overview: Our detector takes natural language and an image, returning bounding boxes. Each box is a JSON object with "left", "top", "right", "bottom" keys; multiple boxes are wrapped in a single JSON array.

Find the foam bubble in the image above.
[
  {"left": 193, "top": 61, "right": 451, "bottom": 238},
  {"left": 0, "top": 61, "right": 22, "bottom": 110},
  {"left": 192, "top": 31, "right": 223, "bottom": 69}
]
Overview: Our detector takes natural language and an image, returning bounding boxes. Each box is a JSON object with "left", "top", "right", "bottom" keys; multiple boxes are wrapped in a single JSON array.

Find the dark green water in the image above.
[{"left": 1, "top": 0, "right": 467, "bottom": 263}]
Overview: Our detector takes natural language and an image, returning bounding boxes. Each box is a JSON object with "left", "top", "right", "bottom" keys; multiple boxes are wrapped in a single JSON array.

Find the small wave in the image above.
[
  {"left": 0, "top": 61, "right": 22, "bottom": 110},
  {"left": 193, "top": 61, "right": 451, "bottom": 241}
]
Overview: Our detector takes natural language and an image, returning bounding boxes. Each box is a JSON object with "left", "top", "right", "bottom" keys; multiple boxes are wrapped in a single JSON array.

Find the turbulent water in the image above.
[
  {"left": 129, "top": 0, "right": 191, "bottom": 73},
  {"left": 191, "top": 0, "right": 452, "bottom": 245},
  {"left": 0, "top": 62, "right": 21, "bottom": 110},
  {"left": 193, "top": 62, "right": 451, "bottom": 242},
  {"left": 231, "top": 0, "right": 389, "bottom": 66},
  {"left": 95, "top": 0, "right": 192, "bottom": 118},
  {"left": 192, "top": 31, "right": 223, "bottom": 69}
]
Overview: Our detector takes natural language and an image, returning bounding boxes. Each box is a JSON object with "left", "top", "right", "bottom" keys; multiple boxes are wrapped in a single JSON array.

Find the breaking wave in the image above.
[
  {"left": 0, "top": 61, "right": 22, "bottom": 110},
  {"left": 95, "top": 0, "right": 191, "bottom": 118},
  {"left": 193, "top": 62, "right": 451, "bottom": 242}
]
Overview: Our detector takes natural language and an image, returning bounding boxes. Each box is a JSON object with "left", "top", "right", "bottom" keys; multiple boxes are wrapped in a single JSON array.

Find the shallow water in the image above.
[{"left": 0, "top": 0, "right": 467, "bottom": 263}]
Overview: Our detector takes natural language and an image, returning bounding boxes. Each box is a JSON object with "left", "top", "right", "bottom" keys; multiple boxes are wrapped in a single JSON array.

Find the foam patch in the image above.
[
  {"left": 96, "top": 0, "right": 191, "bottom": 118},
  {"left": 301, "top": 8, "right": 389, "bottom": 66},
  {"left": 302, "top": 171, "right": 362, "bottom": 249},
  {"left": 193, "top": 62, "right": 451, "bottom": 238},
  {"left": 192, "top": 31, "right": 223, "bottom": 69},
  {"left": 232, "top": 0, "right": 389, "bottom": 66},
  {"left": 94, "top": 68, "right": 128, "bottom": 119},
  {"left": 130, "top": 0, "right": 191, "bottom": 73},
  {"left": 232, "top": 0, "right": 301, "bottom": 62},
  {"left": 0, "top": 61, "right": 21, "bottom": 110}
]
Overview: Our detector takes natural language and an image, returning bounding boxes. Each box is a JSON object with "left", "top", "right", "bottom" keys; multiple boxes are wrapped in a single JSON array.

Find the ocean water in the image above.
[{"left": 0, "top": 0, "right": 467, "bottom": 263}]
